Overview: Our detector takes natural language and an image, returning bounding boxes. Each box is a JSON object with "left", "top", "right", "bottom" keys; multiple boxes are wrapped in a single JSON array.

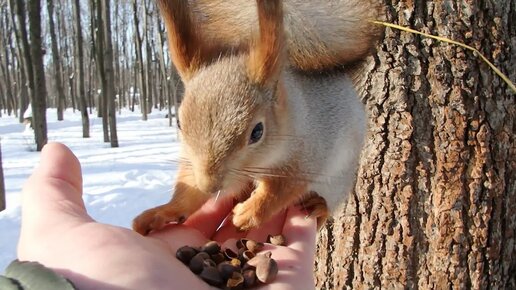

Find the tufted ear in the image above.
[
  {"left": 247, "top": 0, "right": 285, "bottom": 86},
  {"left": 157, "top": 0, "right": 216, "bottom": 81}
]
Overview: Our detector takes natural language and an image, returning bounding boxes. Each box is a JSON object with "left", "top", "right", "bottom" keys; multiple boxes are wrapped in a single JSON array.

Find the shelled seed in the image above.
[
  {"left": 267, "top": 234, "right": 286, "bottom": 246},
  {"left": 245, "top": 240, "right": 264, "bottom": 253},
  {"left": 226, "top": 271, "right": 244, "bottom": 290},
  {"left": 224, "top": 248, "right": 239, "bottom": 260},
  {"left": 255, "top": 256, "right": 278, "bottom": 283},
  {"left": 241, "top": 250, "right": 255, "bottom": 262}
]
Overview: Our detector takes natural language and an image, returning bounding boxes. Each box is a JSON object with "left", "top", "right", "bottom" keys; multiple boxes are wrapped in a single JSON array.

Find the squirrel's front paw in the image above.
[
  {"left": 132, "top": 206, "right": 186, "bottom": 236},
  {"left": 297, "top": 192, "right": 329, "bottom": 229},
  {"left": 232, "top": 202, "right": 263, "bottom": 231}
]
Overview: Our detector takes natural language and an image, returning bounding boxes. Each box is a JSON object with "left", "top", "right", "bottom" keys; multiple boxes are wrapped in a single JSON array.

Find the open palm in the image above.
[{"left": 17, "top": 143, "right": 316, "bottom": 290}]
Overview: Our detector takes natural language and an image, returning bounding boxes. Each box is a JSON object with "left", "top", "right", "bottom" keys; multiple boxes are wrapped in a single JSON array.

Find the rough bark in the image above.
[
  {"left": 73, "top": 0, "right": 90, "bottom": 138},
  {"left": 314, "top": 1, "right": 515, "bottom": 289},
  {"left": 27, "top": 0, "right": 47, "bottom": 151}
]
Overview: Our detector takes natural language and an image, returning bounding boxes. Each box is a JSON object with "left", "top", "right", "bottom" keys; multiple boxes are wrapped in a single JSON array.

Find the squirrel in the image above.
[{"left": 133, "top": 0, "right": 382, "bottom": 235}]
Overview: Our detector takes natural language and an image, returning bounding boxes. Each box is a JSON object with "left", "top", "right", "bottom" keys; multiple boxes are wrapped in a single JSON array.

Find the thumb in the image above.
[{"left": 21, "top": 143, "right": 93, "bottom": 235}]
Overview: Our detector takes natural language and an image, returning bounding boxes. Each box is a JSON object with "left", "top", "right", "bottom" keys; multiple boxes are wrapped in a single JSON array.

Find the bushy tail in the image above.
[{"left": 190, "top": 0, "right": 383, "bottom": 71}]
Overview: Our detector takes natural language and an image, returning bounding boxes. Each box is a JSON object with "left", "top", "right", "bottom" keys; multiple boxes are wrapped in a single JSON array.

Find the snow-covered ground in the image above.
[{"left": 0, "top": 108, "right": 180, "bottom": 270}]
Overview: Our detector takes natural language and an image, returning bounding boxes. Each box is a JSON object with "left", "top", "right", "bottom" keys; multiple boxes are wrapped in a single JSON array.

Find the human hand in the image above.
[{"left": 17, "top": 143, "right": 317, "bottom": 290}]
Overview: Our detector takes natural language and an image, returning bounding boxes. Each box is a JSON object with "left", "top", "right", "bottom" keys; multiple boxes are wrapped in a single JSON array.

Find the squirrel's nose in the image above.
[{"left": 196, "top": 175, "right": 222, "bottom": 194}]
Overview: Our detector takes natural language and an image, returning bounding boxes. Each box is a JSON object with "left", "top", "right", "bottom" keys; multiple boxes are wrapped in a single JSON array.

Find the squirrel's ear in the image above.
[
  {"left": 156, "top": 0, "right": 214, "bottom": 81},
  {"left": 247, "top": 0, "right": 285, "bottom": 85}
]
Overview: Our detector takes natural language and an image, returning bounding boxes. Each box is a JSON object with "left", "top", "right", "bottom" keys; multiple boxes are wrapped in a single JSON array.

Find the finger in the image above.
[
  {"left": 246, "top": 209, "right": 286, "bottom": 243},
  {"left": 183, "top": 195, "right": 235, "bottom": 237},
  {"left": 21, "top": 143, "right": 92, "bottom": 233},
  {"left": 282, "top": 206, "right": 317, "bottom": 252}
]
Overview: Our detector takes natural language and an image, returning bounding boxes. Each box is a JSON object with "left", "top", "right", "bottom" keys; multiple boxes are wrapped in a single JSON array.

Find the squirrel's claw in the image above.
[
  {"left": 132, "top": 206, "right": 186, "bottom": 236},
  {"left": 297, "top": 192, "right": 329, "bottom": 230}
]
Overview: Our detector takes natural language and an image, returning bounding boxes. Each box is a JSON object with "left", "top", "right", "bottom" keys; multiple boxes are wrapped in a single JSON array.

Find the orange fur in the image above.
[
  {"left": 156, "top": 0, "right": 215, "bottom": 80},
  {"left": 247, "top": 0, "right": 285, "bottom": 85},
  {"left": 132, "top": 164, "right": 210, "bottom": 235},
  {"left": 189, "top": 0, "right": 383, "bottom": 72},
  {"left": 232, "top": 170, "right": 308, "bottom": 231},
  {"left": 297, "top": 192, "right": 329, "bottom": 230},
  {"left": 133, "top": 0, "right": 370, "bottom": 234}
]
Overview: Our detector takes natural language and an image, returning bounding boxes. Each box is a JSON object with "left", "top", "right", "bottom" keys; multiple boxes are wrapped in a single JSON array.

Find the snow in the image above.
[{"left": 0, "top": 108, "right": 180, "bottom": 270}]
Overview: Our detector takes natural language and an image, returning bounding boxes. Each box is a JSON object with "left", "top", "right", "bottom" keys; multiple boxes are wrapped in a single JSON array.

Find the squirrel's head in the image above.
[{"left": 158, "top": 0, "right": 286, "bottom": 194}]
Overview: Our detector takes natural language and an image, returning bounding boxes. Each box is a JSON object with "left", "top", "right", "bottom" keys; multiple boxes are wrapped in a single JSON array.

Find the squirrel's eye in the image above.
[{"left": 249, "top": 122, "right": 264, "bottom": 144}]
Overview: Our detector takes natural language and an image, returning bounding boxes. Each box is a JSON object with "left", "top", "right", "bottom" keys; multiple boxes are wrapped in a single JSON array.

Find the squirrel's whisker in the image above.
[{"left": 215, "top": 190, "right": 221, "bottom": 203}]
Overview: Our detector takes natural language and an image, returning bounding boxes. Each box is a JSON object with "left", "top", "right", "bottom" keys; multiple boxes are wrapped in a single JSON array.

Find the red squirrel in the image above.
[{"left": 133, "top": 0, "right": 382, "bottom": 235}]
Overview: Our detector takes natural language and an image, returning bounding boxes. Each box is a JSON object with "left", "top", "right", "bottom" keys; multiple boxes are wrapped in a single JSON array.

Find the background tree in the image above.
[
  {"left": 73, "top": 0, "right": 90, "bottom": 138},
  {"left": 46, "top": 0, "right": 65, "bottom": 121},
  {"left": 0, "top": 142, "right": 5, "bottom": 212},
  {"left": 0, "top": 4, "right": 16, "bottom": 118},
  {"left": 132, "top": 0, "right": 148, "bottom": 121},
  {"left": 27, "top": 0, "right": 48, "bottom": 151},
  {"left": 101, "top": 0, "right": 118, "bottom": 147},
  {"left": 1, "top": 0, "right": 184, "bottom": 133},
  {"left": 93, "top": 0, "right": 109, "bottom": 142},
  {"left": 314, "top": 1, "right": 515, "bottom": 289},
  {"left": 12, "top": 0, "right": 35, "bottom": 124},
  {"left": 8, "top": 0, "right": 29, "bottom": 124}
]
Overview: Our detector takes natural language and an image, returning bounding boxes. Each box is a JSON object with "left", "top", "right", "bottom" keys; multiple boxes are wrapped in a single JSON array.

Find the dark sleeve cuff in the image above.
[{"left": 2, "top": 260, "right": 77, "bottom": 290}]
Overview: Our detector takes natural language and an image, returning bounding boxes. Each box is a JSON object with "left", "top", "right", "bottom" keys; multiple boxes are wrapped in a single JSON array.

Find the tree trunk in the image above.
[
  {"left": 101, "top": 0, "right": 118, "bottom": 148},
  {"left": 143, "top": 0, "right": 153, "bottom": 113},
  {"left": 0, "top": 81, "right": 3, "bottom": 116},
  {"left": 68, "top": 73, "right": 76, "bottom": 112},
  {"left": 0, "top": 16, "right": 14, "bottom": 117},
  {"left": 13, "top": 0, "right": 35, "bottom": 122},
  {"left": 0, "top": 142, "right": 5, "bottom": 212},
  {"left": 94, "top": 0, "right": 109, "bottom": 143},
  {"left": 88, "top": 0, "right": 96, "bottom": 114},
  {"left": 314, "top": 1, "right": 515, "bottom": 289},
  {"left": 73, "top": 0, "right": 90, "bottom": 138},
  {"left": 0, "top": 41, "right": 13, "bottom": 116},
  {"left": 156, "top": 14, "right": 170, "bottom": 114},
  {"left": 46, "top": 0, "right": 65, "bottom": 121},
  {"left": 27, "top": 0, "right": 47, "bottom": 151},
  {"left": 7, "top": 0, "right": 29, "bottom": 123},
  {"left": 57, "top": 2, "right": 72, "bottom": 112},
  {"left": 1, "top": 5, "right": 18, "bottom": 117},
  {"left": 133, "top": 0, "right": 147, "bottom": 120}
]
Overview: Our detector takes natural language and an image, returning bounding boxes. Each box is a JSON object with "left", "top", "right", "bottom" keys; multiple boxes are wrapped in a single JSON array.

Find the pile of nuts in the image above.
[{"left": 176, "top": 235, "right": 286, "bottom": 289}]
